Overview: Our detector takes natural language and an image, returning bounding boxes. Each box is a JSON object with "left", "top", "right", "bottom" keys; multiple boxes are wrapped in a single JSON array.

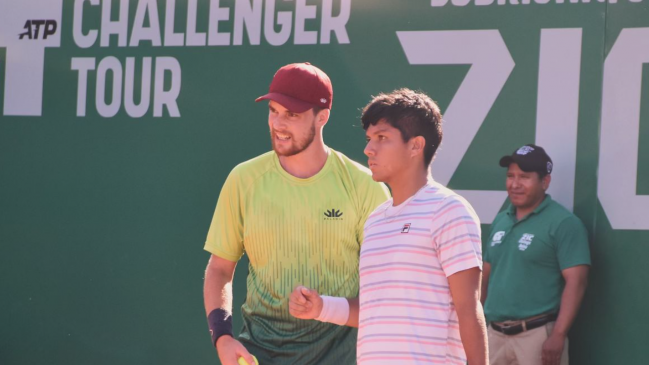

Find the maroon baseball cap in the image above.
[{"left": 255, "top": 62, "right": 333, "bottom": 113}]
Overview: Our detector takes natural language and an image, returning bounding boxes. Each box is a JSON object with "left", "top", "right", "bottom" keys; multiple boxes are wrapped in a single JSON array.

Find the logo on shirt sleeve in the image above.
[
  {"left": 491, "top": 231, "right": 505, "bottom": 246},
  {"left": 518, "top": 233, "right": 535, "bottom": 251}
]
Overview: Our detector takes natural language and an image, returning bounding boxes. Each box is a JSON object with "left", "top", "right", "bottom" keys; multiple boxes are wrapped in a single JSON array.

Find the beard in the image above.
[{"left": 270, "top": 123, "right": 316, "bottom": 157}]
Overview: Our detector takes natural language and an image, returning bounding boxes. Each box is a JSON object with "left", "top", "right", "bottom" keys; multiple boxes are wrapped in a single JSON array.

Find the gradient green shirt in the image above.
[
  {"left": 483, "top": 195, "right": 591, "bottom": 322},
  {"left": 205, "top": 149, "right": 390, "bottom": 364}
]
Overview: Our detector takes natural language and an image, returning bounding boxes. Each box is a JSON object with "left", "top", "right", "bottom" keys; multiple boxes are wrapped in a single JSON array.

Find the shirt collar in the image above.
[{"left": 506, "top": 194, "right": 552, "bottom": 221}]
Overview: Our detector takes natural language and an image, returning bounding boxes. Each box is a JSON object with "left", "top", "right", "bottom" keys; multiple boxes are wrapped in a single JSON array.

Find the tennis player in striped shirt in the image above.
[{"left": 289, "top": 88, "right": 488, "bottom": 364}]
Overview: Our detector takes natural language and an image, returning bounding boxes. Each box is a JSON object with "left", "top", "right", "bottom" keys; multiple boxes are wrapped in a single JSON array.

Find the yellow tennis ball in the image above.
[{"left": 237, "top": 356, "right": 259, "bottom": 365}]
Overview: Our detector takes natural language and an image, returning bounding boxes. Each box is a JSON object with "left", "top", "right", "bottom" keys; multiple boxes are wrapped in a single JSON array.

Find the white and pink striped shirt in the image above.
[{"left": 358, "top": 181, "right": 483, "bottom": 365}]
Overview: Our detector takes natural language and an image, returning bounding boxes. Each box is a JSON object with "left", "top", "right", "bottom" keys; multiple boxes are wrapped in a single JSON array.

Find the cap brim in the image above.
[
  {"left": 499, "top": 155, "right": 539, "bottom": 173},
  {"left": 255, "top": 93, "right": 315, "bottom": 113}
]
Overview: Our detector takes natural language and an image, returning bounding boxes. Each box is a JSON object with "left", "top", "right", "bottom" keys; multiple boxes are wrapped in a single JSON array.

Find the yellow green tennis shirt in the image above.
[{"left": 205, "top": 149, "right": 390, "bottom": 364}]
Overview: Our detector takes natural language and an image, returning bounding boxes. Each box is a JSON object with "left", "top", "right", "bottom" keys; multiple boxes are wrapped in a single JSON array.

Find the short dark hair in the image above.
[
  {"left": 311, "top": 106, "right": 324, "bottom": 116},
  {"left": 361, "top": 88, "right": 443, "bottom": 167}
]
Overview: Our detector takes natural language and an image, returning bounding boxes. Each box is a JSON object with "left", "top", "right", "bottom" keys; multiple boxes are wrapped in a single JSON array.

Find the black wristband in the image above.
[{"left": 208, "top": 308, "right": 233, "bottom": 347}]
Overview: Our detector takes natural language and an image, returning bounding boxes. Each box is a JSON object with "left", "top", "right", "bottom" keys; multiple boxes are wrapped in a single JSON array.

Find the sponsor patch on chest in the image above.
[
  {"left": 491, "top": 231, "right": 505, "bottom": 246},
  {"left": 324, "top": 208, "right": 344, "bottom": 220},
  {"left": 518, "top": 233, "right": 535, "bottom": 251}
]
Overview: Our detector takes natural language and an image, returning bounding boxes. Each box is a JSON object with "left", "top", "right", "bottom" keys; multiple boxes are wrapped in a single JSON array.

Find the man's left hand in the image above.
[{"left": 541, "top": 332, "right": 565, "bottom": 365}]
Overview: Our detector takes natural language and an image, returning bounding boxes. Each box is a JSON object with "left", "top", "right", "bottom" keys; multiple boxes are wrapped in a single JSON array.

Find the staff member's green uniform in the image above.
[
  {"left": 483, "top": 195, "right": 591, "bottom": 322},
  {"left": 205, "top": 149, "right": 390, "bottom": 364}
]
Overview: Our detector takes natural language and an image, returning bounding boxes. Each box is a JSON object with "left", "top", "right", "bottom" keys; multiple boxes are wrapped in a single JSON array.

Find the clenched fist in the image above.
[{"left": 288, "top": 285, "right": 324, "bottom": 320}]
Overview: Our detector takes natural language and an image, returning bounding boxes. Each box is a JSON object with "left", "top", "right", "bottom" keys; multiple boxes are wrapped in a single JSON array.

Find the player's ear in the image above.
[
  {"left": 410, "top": 136, "right": 425, "bottom": 158},
  {"left": 315, "top": 108, "right": 330, "bottom": 127},
  {"left": 542, "top": 174, "right": 551, "bottom": 190}
]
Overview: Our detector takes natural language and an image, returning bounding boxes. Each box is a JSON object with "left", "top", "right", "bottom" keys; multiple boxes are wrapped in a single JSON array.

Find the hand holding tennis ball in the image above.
[
  {"left": 215, "top": 335, "right": 256, "bottom": 365},
  {"left": 238, "top": 355, "right": 259, "bottom": 365}
]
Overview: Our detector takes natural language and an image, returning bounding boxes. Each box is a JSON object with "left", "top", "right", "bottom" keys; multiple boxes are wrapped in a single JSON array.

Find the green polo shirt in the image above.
[{"left": 483, "top": 195, "right": 590, "bottom": 322}]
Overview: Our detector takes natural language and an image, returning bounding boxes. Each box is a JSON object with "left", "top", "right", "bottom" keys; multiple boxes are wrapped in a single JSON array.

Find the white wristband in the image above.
[{"left": 315, "top": 296, "right": 350, "bottom": 326}]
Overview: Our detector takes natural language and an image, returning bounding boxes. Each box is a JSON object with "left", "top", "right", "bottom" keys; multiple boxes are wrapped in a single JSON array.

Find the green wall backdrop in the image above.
[{"left": 1, "top": 0, "right": 648, "bottom": 363}]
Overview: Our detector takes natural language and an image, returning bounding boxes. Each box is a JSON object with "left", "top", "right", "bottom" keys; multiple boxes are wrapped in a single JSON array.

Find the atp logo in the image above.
[
  {"left": 19, "top": 20, "right": 58, "bottom": 40},
  {"left": 324, "top": 209, "right": 343, "bottom": 220},
  {"left": 0, "top": 0, "right": 63, "bottom": 116}
]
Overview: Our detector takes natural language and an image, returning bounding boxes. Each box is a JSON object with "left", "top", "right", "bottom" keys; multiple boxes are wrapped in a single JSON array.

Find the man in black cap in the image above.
[{"left": 481, "top": 144, "right": 591, "bottom": 365}]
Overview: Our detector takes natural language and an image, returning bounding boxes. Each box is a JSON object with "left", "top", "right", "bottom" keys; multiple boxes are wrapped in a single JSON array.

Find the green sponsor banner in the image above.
[{"left": 1, "top": 0, "right": 647, "bottom": 364}]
